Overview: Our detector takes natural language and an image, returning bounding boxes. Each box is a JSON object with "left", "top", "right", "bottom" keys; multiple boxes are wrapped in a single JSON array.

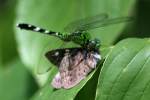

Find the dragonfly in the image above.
[{"left": 17, "top": 14, "right": 131, "bottom": 89}]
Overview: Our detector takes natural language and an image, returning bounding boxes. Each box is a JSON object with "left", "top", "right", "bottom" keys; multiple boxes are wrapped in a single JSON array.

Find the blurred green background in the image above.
[{"left": 0, "top": 0, "right": 150, "bottom": 100}]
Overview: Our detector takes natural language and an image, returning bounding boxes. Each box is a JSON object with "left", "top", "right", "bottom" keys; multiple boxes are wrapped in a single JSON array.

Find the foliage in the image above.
[{"left": 0, "top": 0, "right": 150, "bottom": 100}]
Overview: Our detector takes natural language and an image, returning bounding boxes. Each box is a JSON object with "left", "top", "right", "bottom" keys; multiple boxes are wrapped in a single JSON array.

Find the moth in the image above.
[{"left": 46, "top": 48, "right": 101, "bottom": 89}]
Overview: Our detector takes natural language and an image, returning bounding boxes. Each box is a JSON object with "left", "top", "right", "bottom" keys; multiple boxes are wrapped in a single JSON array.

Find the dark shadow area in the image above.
[
  {"left": 0, "top": 0, "right": 8, "bottom": 8},
  {"left": 0, "top": 0, "right": 18, "bottom": 65},
  {"left": 114, "top": 0, "right": 150, "bottom": 44},
  {"left": 26, "top": 72, "right": 39, "bottom": 98},
  {"left": 135, "top": 0, "right": 150, "bottom": 37}
]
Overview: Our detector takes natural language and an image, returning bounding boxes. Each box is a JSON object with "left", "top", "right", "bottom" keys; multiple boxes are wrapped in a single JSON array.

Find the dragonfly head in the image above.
[{"left": 87, "top": 38, "right": 100, "bottom": 50}]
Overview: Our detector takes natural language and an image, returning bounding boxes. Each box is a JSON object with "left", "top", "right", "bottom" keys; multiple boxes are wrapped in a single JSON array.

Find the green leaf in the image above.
[
  {"left": 0, "top": 58, "right": 38, "bottom": 100},
  {"left": 96, "top": 38, "right": 150, "bottom": 100},
  {"left": 15, "top": 0, "right": 136, "bottom": 85}
]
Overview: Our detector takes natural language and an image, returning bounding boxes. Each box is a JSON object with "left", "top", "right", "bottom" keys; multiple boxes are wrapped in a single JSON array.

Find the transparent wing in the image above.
[
  {"left": 64, "top": 14, "right": 133, "bottom": 33},
  {"left": 64, "top": 13, "right": 108, "bottom": 33},
  {"left": 77, "top": 17, "right": 133, "bottom": 31}
]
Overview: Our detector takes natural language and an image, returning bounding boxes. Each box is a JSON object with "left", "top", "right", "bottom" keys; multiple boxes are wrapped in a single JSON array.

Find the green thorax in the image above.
[
  {"left": 72, "top": 32, "right": 91, "bottom": 46},
  {"left": 59, "top": 32, "right": 91, "bottom": 46}
]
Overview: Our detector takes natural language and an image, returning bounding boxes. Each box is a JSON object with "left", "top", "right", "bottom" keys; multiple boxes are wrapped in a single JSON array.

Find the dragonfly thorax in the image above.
[
  {"left": 68, "top": 32, "right": 100, "bottom": 51},
  {"left": 70, "top": 32, "right": 91, "bottom": 45}
]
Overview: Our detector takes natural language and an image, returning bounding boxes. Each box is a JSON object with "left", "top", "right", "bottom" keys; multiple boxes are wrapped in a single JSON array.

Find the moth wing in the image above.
[
  {"left": 50, "top": 48, "right": 82, "bottom": 89},
  {"left": 62, "top": 63, "right": 92, "bottom": 89},
  {"left": 45, "top": 48, "right": 81, "bottom": 67},
  {"left": 51, "top": 72, "right": 62, "bottom": 89},
  {"left": 61, "top": 51, "right": 95, "bottom": 89},
  {"left": 45, "top": 48, "right": 66, "bottom": 67}
]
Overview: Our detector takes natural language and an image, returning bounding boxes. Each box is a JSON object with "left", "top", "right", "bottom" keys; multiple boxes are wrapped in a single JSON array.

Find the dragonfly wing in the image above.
[
  {"left": 64, "top": 13, "right": 108, "bottom": 33},
  {"left": 64, "top": 14, "right": 133, "bottom": 33},
  {"left": 80, "top": 17, "right": 133, "bottom": 31}
]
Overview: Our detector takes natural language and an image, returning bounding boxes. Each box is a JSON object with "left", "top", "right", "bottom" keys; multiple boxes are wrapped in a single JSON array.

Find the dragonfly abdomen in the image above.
[
  {"left": 17, "top": 23, "right": 60, "bottom": 35},
  {"left": 17, "top": 23, "right": 72, "bottom": 41}
]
